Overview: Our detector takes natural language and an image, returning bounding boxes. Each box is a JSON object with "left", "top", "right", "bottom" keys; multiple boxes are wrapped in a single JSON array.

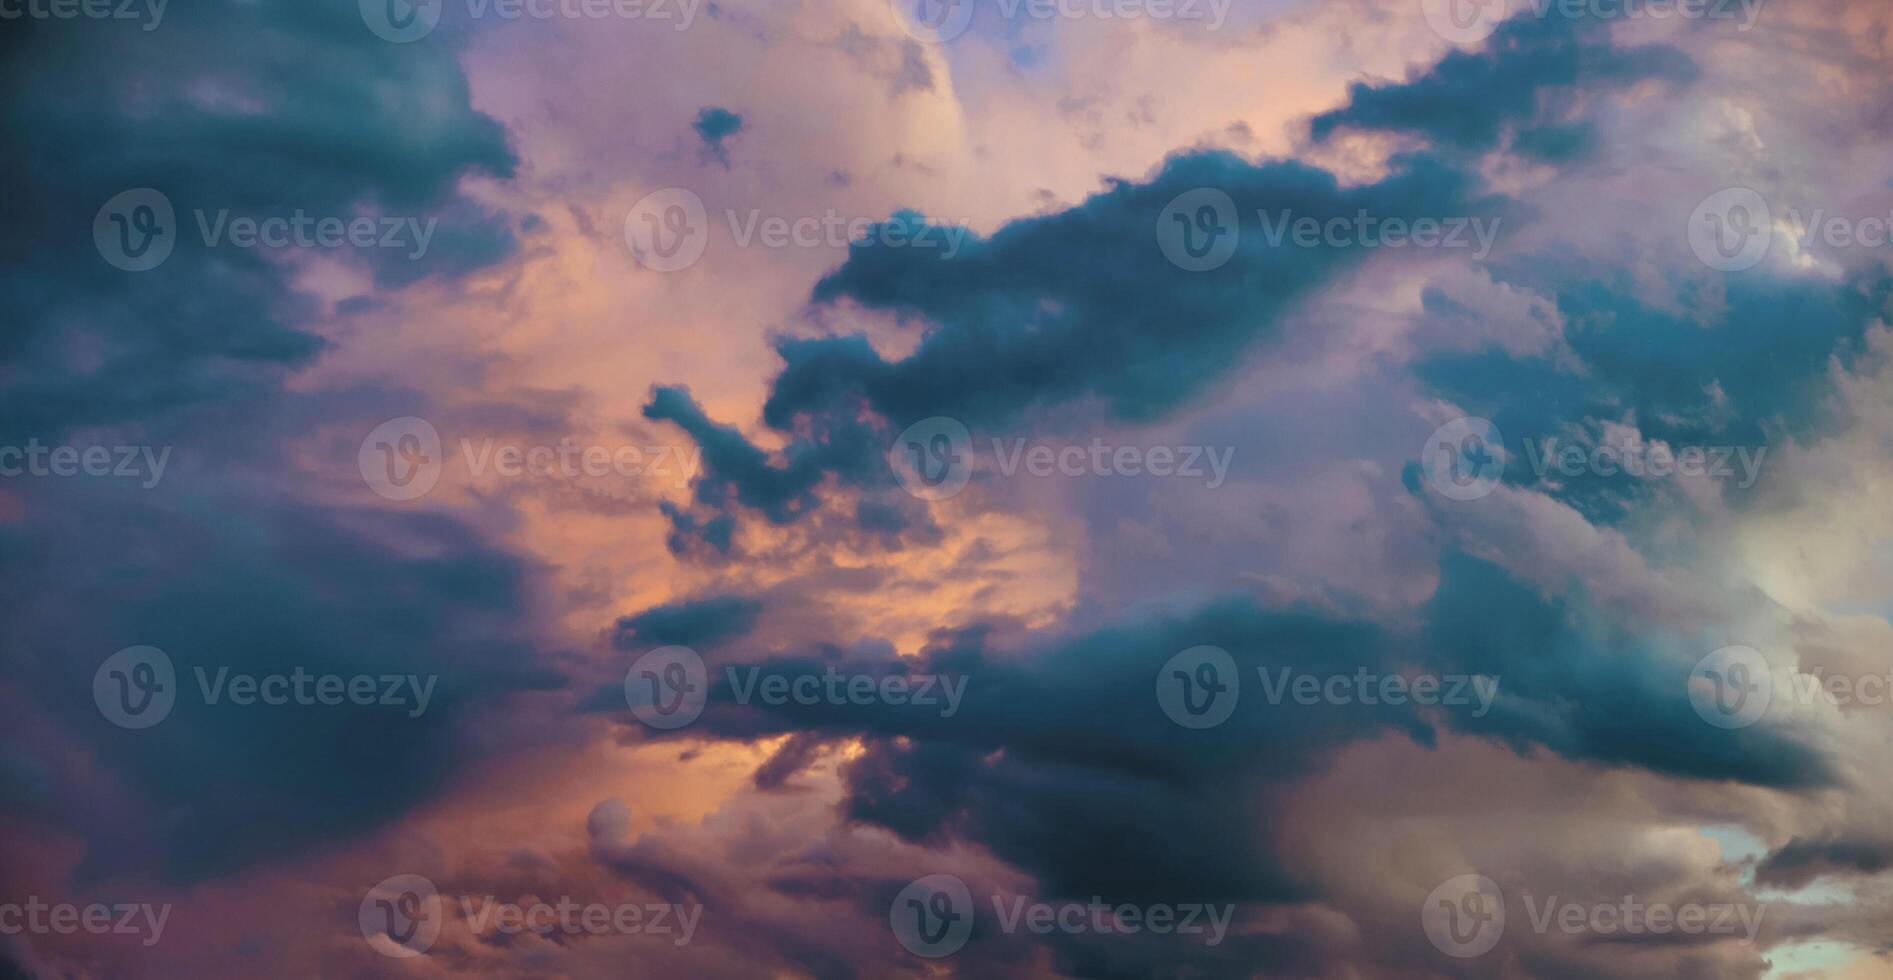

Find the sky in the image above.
[{"left": 3, "top": 0, "right": 1893, "bottom": 976}]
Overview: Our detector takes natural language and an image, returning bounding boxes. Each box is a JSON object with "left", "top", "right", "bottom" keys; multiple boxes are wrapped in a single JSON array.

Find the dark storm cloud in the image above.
[
  {"left": 1413, "top": 551, "right": 1833, "bottom": 790},
  {"left": 587, "top": 800, "right": 867, "bottom": 978},
  {"left": 644, "top": 150, "right": 1510, "bottom": 549},
  {"left": 643, "top": 385, "right": 832, "bottom": 526},
  {"left": 1756, "top": 836, "right": 1893, "bottom": 888},
  {"left": 0, "top": 0, "right": 550, "bottom": 886},
  {"left": 693, "top": 106, "right": 744, "bottom": 166},
  {"left": 787, "top": 153, "right": 1501, "bottom": 427},
  {"left": 606, "top": 548, "right": 1830, "bottom": 937},
  {"left": 0, "top": 485, "right": 563, "bottom": 883},
  {"left": 0, "top": 0, "right": 516, "bottom": 440},
  {"left": 650, "top": 603, "right": 1407, "bottom": 904},
  {"left": 612, "top": 593, "right": 763, "bottom": 650},
  {"left": 1415, "top": 260, "right": 1892, "bottom": 523},
  {"left": 1308, "top": 14, "right": 1696, "bottom": 160}
]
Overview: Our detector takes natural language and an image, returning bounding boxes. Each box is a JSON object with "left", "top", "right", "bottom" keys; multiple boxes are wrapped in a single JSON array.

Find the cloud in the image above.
[
  {"left": 601, "top": 550, "right": 1830, "bottom": 956},
  {"left": 0, "top": 0, "right": 515, "bottom": 440},
  {"left": 1309, "top": 14, "right": 1697, "bottom": 161},
  {"left": 693, "top": 106, "right": 744, "bottom": 167},
  {"left": 646, "top": 148, "right": 1510, "bottom": 550},
  {"left": 1758, "top": 836, "right": 1893, "bottom": 888},
  {"left": 0, "top": 485, "right": 563, "bottom": 883},
  {"left": 613, "top": 594, "right": 764, "bottom": 650}
]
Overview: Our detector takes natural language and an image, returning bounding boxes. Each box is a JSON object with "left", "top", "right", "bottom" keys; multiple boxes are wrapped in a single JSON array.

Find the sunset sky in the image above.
[{"left": 5, "top": 0, "right": 1893, "bottom": 976}]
